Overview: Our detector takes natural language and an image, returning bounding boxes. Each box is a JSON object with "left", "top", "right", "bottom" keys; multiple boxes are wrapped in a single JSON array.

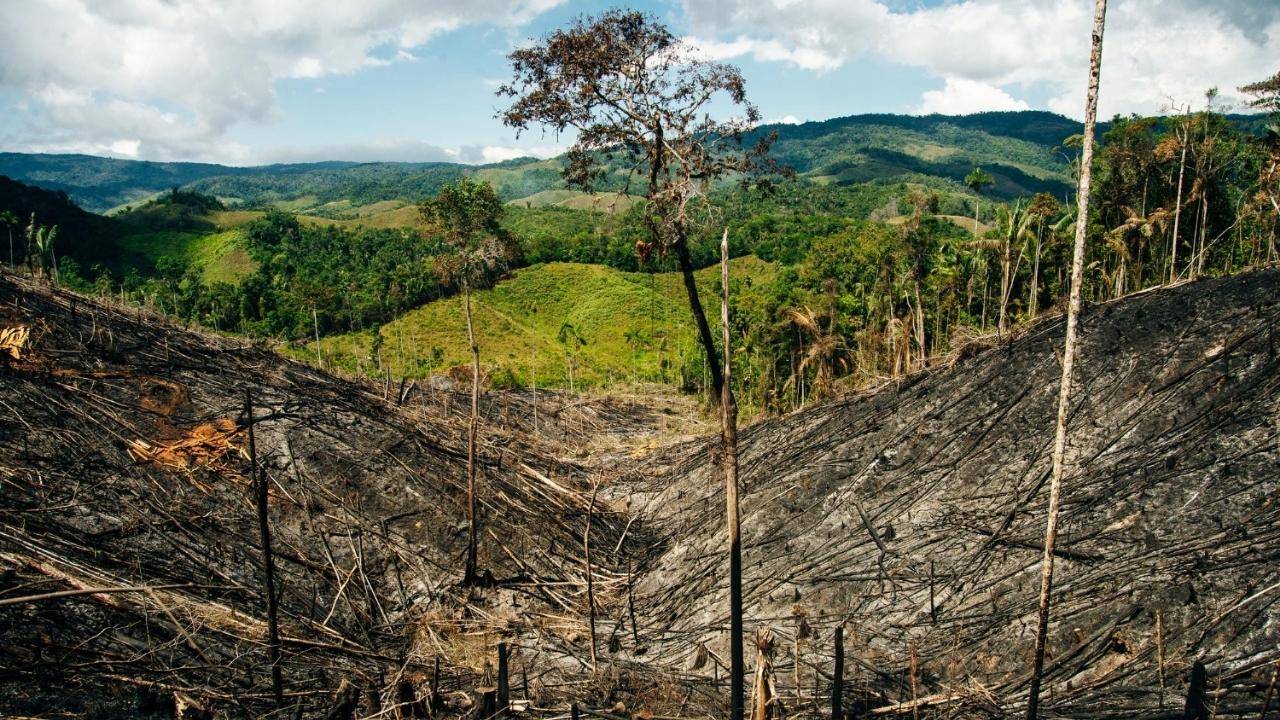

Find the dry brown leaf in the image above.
[{"left": 0, "top": 325, "right": 30, "bottom": 360}]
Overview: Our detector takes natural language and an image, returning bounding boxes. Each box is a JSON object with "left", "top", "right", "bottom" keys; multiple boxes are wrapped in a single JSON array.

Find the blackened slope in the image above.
[
  {"left": 0, "top": 272, "right": 638, "bottom": 717},
  {"left": 622, "top": 269, "right": 1280, "bottom": 718}
]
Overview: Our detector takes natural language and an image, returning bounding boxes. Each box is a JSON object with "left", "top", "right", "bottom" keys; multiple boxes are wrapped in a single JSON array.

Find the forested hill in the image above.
[
  {"left": 0, "top": 152, "right": 362, "bottom": 213},
  {"left": 0, "top": 110, "right": 1115, "bottom": 213},
  {"left": 3, "top": 110, "right": 1267, "bottom": 215}
]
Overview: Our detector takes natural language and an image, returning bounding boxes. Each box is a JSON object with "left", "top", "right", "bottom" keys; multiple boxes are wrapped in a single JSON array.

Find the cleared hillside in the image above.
[
  {"left": 0, "top": 270, "right": 659, "bottom": 718},
  {"left": 3, "top": 266, "right": 1279, "bottom": 718},
  {"left": 616, "top": 268, "right": 1280, "bottom": 718}
]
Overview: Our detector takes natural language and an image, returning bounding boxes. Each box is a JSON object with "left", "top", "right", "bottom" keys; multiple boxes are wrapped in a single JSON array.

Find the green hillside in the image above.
[
  {"left": 305, "top": 257, "right": 777, "bottom": 389},
  {"left": 4, "top": 111, "right": 1270, "bottom": 214},
  {"left": 0, "top": 153, "right": 359, "bottom": 213},
  {"left": 115, "top": 228, "right": 255, "bottom": 285},
  {"left": 758, "top": 111, "right": 1077, "bottom": 197}
]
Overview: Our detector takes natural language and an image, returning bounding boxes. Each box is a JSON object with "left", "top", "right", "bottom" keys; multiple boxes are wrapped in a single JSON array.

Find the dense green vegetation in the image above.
[
  {"left": 4, "top": 111, "right": 1268, "bottom": 217},
  {"left": 3, "top": 101, "right": 1275, "bottom": 416}
]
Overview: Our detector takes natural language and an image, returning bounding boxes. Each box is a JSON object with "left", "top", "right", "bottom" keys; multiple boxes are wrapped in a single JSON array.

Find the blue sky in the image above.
[
  {"left": 0, "top": 0, "right": 1275, "bottom": 165},
  {"left": 246, "top": 0, "right": 937, "bottom": 163}
]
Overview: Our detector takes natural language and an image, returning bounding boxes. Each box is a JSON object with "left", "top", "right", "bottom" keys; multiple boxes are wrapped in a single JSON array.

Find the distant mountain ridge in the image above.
[
  {"left": 0, "top": 152, "right": 369, "bottom": 212},
  {"left": 1, "top": 110, "right": 1267, "bottom": 213}
]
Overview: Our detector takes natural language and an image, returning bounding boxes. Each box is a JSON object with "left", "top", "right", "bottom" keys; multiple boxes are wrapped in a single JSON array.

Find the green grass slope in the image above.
[
  {"left": 305, "top": 257, "right": 777, "bottom": 388},
  {"left": 508, "top": 189, "right": 641, "bottom": 214},
  {"left": 116, "top": 228, "right": 256, "bottom": 284}
]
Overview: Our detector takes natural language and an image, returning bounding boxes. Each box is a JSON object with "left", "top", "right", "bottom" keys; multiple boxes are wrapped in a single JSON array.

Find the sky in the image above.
[{"left": 0, "top": 0, "right": 1275, "bottom": 166}]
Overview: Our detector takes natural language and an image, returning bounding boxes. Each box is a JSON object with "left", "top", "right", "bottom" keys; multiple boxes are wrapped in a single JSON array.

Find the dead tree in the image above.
[
  {"left": 584, "top": 482, "right": 600, "bottom": 672},
  {"left": 497, "top": 642, "right": 510, "bottom": 715},
  {"left": 245, "top": 389, "right": 284, "bottom": 708},
  {"left": 1026, "top": 1, "right": 1108, "bottom": 717},
  {"left": 420, "top": 179, "right": 515, "bottom": 586},
  {"left": 1169, "top": 105, "right": 1191, "bottom": 283},
  {"left": 721, "top": 227, "right": 745, "bottom": 720},
  {"left": 463, "top": 275, "right": 481, "bottom": 585}
]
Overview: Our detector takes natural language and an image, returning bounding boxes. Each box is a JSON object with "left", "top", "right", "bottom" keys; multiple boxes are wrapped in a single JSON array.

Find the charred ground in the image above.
[{"left": 1, "top": 267, "right": 1279, "bottom": 719}]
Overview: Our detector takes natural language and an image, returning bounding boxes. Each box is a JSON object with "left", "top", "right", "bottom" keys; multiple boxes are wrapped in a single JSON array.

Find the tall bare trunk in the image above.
[
  {"left": 584, "top": 483, "right": 599, "bottom": 672},
  {"left": 1030, "top": 229, "right": 1043, "bottom": 319},
  {"left": 1192, "top": 190, "right": 1203, "bottom": 278},
  {"left": 245, "top": 390, "right": 284, "bottom": 708},
  {"left": 463, "top": 280, "right": 481, "bottom": 586},
  {"left": 914, "top": 281, "right": 927, "bottom": 363},
  {"left": 313, "top": 306, "right": 323, "bottom": 367},
  {"left": 999, "top": 237, "right": 1012, "bottom": 335},
  {"left": 1169, "top": 108, "right": 1190, "bottom": 283},
  {"left": 1027, "top": 1, "right": 1107, "bottom": 717},
  {"left": 721, "top": 227, "right": 744, "bottom": 720}
]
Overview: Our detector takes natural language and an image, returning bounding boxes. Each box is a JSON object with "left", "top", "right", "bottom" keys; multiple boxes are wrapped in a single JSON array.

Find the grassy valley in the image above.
[{"left": 305, "top": 257, "right": 778, "bottom": 390}]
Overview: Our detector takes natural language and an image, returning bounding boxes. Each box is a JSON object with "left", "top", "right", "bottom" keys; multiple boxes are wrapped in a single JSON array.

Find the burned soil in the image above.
[
  {"left": 619, "top": 268, "right": 1280, "bottom": 718},
  {"left": 2, "top": 267, "right": 1279, "bottom": 719}
]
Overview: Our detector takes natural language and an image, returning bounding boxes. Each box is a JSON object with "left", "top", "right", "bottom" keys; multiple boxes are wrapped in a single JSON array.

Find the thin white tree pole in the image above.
[
  {"left": 721, "top": 227, "right": 744, "bottom": 720},
  {"left": 464, "top": 278, "right": 480, "bottom": 586},
  {"left": 1026, "top": 1, "right": 1107, "bottom": 718},
  {"left": 1169, "top": 105, "right": 1190, "bottom": 283},
  {"left": 312, "top": 305, "right": 322, "bottom": 367}
]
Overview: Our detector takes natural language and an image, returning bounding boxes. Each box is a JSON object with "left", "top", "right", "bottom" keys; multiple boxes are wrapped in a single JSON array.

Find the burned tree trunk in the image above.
[
  {"left": 1026, "top": 1, "right": 1108, "bottom": 717},
  {"left": 584, "top": 483, "right": 599, "bottom": 672},
  {"left": 245, "top": 389, "right": 284, "bottom": 708}
]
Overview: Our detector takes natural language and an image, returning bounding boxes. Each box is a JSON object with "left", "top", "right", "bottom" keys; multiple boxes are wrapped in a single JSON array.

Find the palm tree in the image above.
[
  {"left": 785, "top": 305, "right": 847, "bottom": 401},
  {"left": 1030, "top": 211, "right": 1074, "bottom": 319},
  {"left": 1106, "top": 205, "right": 1170, "bottom": 296},
  {"left": 23, "top": 214, "right": 58, "bottom": 282},
  {"left": 1026, "top": 194, "right": 1064, "bottom": 319},
  {"left": 980, "top": 201, "right": 1034, "bottom": 335},
  {"left": 964, "top": 167, "right": 995, "bottom": 236},
  {"left": 899, "top": 189, "right": 938, "bottom": 361},
  {"left": 1028, "top": 0, "right": 1108, "bottom": 717},
  {"left": 37, "top": 225, "right": 59, "bottom": 285}
]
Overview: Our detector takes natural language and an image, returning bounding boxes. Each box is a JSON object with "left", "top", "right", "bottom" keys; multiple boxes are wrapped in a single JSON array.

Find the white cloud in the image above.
[
  {"left": 767, "top": 114, "right": 804, "bottom": 125},
  {"left": 250, "top": 139, "right": 564, "bottom": 166},
  {"left": 680, "top": 0, "right": 1280, "bottom": 118},
  {"left": 0, "top": 0, "right": 567, "bottom": 162},
  {"left": 479, "top": 146, "right": 532, "bottom": 164},
  {"left": 916, "top": 77, "right": 1030, "bottom": 115},
  {"left": 469, "top": 144, "right": 563, "bottom": 164},
  {"left": 108, "top": 139, "right": 142, "bottom": 158},
  {"left": 686, "top": 35, "right": 843, "bottom": 72}
]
